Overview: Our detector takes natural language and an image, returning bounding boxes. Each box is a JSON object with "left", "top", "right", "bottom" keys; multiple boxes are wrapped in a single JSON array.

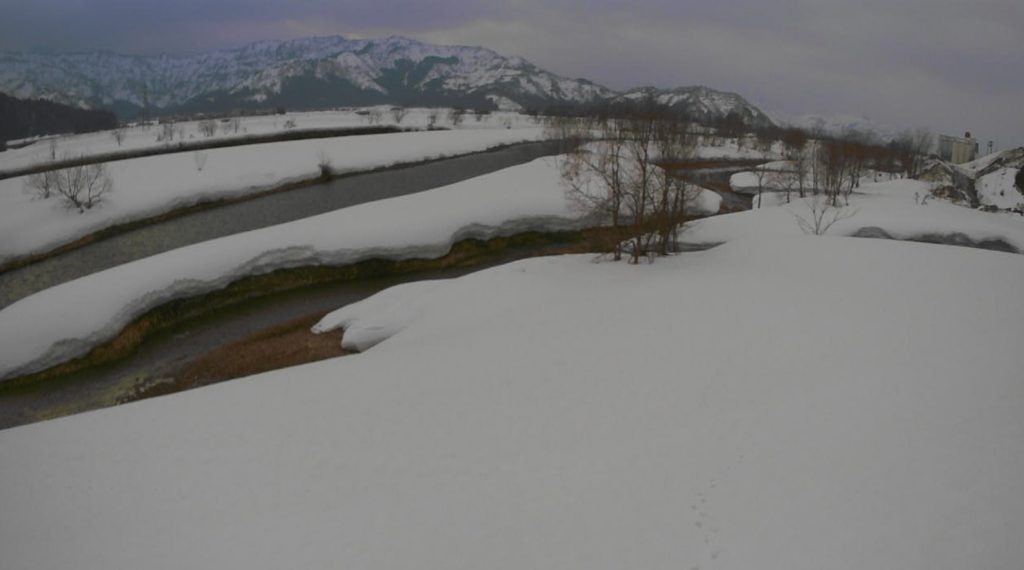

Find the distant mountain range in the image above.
[
  {"left": 0, "top": 36, "right": 773, "bottom": 127},
  {"left": 771, "top": 112, "right": 902, "bottom": 142}
]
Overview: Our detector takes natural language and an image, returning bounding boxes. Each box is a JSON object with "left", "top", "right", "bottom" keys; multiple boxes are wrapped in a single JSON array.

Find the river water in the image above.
[
  {"left": 0, "top": 145, "right": 758, "bottom": 430},
  {"left": 0, "top": 140, "right": 563, "bottom": 309},
  {"left": 0, "top": 244, "right": 576, "bottom": 430}
]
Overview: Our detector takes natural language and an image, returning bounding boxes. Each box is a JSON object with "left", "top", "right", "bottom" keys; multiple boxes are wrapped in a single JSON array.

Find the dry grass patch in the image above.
[{"left": 116, "top": 312, "right": 345, "bottom": 404}]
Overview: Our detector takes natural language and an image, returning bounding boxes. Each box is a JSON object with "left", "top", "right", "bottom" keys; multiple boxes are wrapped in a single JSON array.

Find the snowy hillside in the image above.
[
  {"left": 0, "top": 36, "right": 612, "bottom": 115},
  {"left": 977, "top": 168, "right": 1023, "bottom": 209},
  {"left": 618, "top": 86, "right": 775, "bottom": 128},
  {"left": 0, "top": 36, "right": 775, "bottom": 126}
]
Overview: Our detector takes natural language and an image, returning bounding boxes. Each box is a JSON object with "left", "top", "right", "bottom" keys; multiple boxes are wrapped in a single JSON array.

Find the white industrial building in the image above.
[{"left": 938, "top": 132, "right": 979, "bottom": 164}]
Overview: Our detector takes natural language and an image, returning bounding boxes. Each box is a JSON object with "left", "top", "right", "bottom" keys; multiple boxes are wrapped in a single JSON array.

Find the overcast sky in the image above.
[{"left": 3, "top": 0, "right": 1021, "bottom": 147}]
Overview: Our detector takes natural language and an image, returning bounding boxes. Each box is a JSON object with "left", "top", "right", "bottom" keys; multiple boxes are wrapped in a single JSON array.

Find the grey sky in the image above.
[{"left": 3, "top": 0, "right": 1021, "bottom": 147}]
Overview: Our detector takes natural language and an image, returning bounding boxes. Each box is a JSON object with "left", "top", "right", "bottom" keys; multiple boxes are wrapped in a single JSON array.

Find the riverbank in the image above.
[
  {"left": 0, "top": 229, "right": 599, "bottom": 429},
  {"left": 0, "top": 125, "right": 407, "bottom": 181},
  {"left": 0, "top": 153, "right": 763, "bottom": 427},
  {"left": 0, "top": 128, "right": 548, "bottom": 272},
  {"left": 0, "top": 140, "right": 560, "bottom": 307}
]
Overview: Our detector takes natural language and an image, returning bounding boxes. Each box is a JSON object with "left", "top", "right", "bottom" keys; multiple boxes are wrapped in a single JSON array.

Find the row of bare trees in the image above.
[
  {"left": 748, "top": 126, "right": 934, "bottom": 207},
  {"left": 554, "top": 110, "right": 702, "bottom": 263}
]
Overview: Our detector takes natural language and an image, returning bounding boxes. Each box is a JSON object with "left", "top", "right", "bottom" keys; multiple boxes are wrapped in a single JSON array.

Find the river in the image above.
[
  {"left": 0, "top": 140, "right": 563, "bottom": 309},
  {"left": 0, "top": 146, "right": 760, "bottom": 429}
]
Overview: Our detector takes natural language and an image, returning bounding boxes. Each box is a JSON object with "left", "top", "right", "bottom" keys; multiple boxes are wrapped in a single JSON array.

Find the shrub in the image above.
[
  {"left": 317, "top": 151, "right": 332, "bottom": 179},
  {"left": 25, "top": 163, "right": 113, "bottom": 212}
]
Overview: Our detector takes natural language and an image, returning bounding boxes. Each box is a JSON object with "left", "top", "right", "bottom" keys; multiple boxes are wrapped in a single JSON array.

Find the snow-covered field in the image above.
[
  {"left": 1, "top": 107, "right": 540, "bottom": 172},
  {"left": 2, "top": 230, "right": 1022, "bottom": 569},
  {"left": 729, "top": 161, "right": 901, "bottom": 196},
  {"left": 690, "top": 178, "right": 1024, "bottom": 249},
  {"left": 0, "top": 157, "right": 582, "bottom": 380},
  {"left": 693, "top": 138, "right": 782, "bottom": 161},
  {"left": 0, "top": 126, "right": 545, "bottom": 263},
  {"left": 2, "top": 124, "right": 1024, "bottom": 569}
]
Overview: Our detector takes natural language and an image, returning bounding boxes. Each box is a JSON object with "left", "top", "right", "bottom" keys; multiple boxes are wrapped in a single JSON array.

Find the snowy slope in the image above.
[
  {"left": 976, "top": 168, "right": 1023, "bottom": 209},
  {"left": 958, "top": 147, "right": 1024, "bottom": 178},
  {"left": 617, "top": 86, "right": 775, "bottom": 128},
  {"left": 0, "top": 36, "right": 776, "bottom": 127},
  {"left": 1, "top": 234, "right": 1023, "bottom": 569},
  {"left": 0, "top": 36, "right": 612, "bottom": 114}
]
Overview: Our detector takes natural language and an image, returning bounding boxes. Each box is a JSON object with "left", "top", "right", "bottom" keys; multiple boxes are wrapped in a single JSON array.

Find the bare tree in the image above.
[
  {"left": 48, "top": 138, "right": 58, "bottom": 161},
  {"left": 25, "top": 164, "right": 113, "bottom": 212},
  {"left": 198, "top": 119, "right": 218, "bottom": 137},
  {"left": 753, "top": 165, "right": 772, "bottom": 208},
  {"left": 782, "top": 128, "right": 808, "bottom": 198},
  {"left": 158, "top": 122, "right": 175, "bottom": 144},
  {"left": 390, "top": 107, "right": 408, "bottom": 124},
  {"left": 24, "top": 171, "right": 53, "bottom": 199},
  {"left": 755, "top": 128, "right": 777, "bottom": 155},
  {"left": 193, "top": 151, "right": 208, "bottom": 171},
  {"left": 560, "top": 109, "right": 697, "bottom": 263},
  {"left": 544, "top": 114, "right": 588, "bottom": 153},
  {"left": 769, "top": 167, "right": 798, "bottom": 204},
  {"left": 367, "top": 109, "right": 384, "bottom": 125},
  {"left": 111, "top": 127, "right": 126, "bottom": 146},
  {"left": 620, "top": 112, "right": 661, "bottom": 262},
  {"left": 560, "top": 122, "right": 627, "bottom": 260},
  {"left": 317, "top": 150, "right": 332, "bottom": 179},
  {"left": 818, "top": 134, "right": 875, "bottom": 207},
  {"left": 895, "top": 128, "right": 933, "bottom": 178},
  {"left": 427, "top": 111, "right": 439, "bottom": 130},
  {"left": 793, "top": 196, "right": 857, "bottom": 235},
  {"left": 651, "top": 116, "right": 697, "bottom": 253},
  {"left": 229, "top": 117, "right": 242, "bottom": 134},
  {"left": 447, "top": 108, "right": 465, "bottom": 127},
  {"left": 283, "top": 118, "right": 297, "bottom": 129}
]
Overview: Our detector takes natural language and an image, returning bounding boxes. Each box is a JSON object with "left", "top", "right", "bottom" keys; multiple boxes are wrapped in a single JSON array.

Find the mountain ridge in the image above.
[{"left": 0, "top": 35, "right": 772, "bottom": 126}]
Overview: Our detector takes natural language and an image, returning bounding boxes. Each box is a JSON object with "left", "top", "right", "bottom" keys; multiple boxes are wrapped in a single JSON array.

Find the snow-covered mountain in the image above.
[
  {"left": 0, "top": 36, "right": 612, "bottom": 116},
  {"left": 0, "top": 36, "right": 773, "bottom": 127},
  {"left": 616, "top": 86, "right": 775, "bottom": 128},
  {"left": 772, "top": 113, "right": 901, "bottom": 142}
]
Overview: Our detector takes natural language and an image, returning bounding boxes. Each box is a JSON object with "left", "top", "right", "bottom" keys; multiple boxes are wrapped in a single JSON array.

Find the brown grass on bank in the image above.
[
  {"left": 121, "top": 312, "right": 345, "bottom": 404},
  {"left": 179, "top": 312, "right": 346, "bottom": 386}
]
